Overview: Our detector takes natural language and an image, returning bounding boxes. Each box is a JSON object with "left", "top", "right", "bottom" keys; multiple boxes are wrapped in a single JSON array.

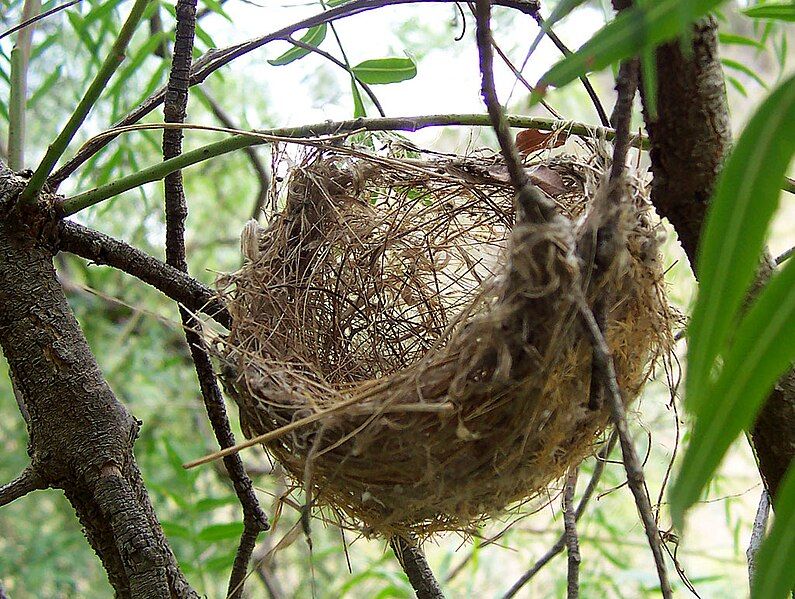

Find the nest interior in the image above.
[{"left": 217, "top": 144, "right": 671, "bottom": 538}]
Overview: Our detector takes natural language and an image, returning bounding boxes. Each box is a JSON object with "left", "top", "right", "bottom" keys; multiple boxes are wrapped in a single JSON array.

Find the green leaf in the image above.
[
  {"left": 351, "top": 57, "right": 417, "bottom": 84},
  {"left": 684, "top": 73, "right": 795, "bottom": 414},
  {"left": 161, "top": 520, "right": 193, "bottom": 540},
  {"left": 268, "top": 24, "right": 327, "bottom": 67},
  {"left": 194, "top": 496, "right": 238, "bottom": 512},
  {"left": 718, "top": 32, "right": 766, "bottom": 51},
  {"left": 351, "top": 78, "right": 366, "bottom": 118},
  {"left": 752, "top": 466, "right": 795, "bottom": 598},
  {"left": 671, "top": 253, "right": 795, "bottom": 526},
  {"left": 197, "top": 522, "right": 244, "bottom": 542},
  {"left": 743, "top": 3, "right": 795, "bottom": 22},
  {"left": 727, "top": 75, "right": 748, "bottom": 97},
  {"left": 721, "top": 57, "right": 768, "bottom": 89},
  {"left": 537, "top": 0, "right": 723, "bottom": 91},
  {"left": 545, "top": 0, "right": 590, "bottom": 30}
]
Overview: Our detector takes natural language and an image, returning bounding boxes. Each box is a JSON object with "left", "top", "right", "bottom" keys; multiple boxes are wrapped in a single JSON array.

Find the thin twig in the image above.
[
  {"left": 284, "top": 35, "right": 386, "bottom": 117},
  {"left": 59, "top": 114, "right": 646, "bottom": 216},
  {"left": 531, "top": 13, "right": 610, "bottom": 127},
  {"left": 390, "top": 536, "right": 445, "bottom": 599},
  {"left": 7, "top": 0, "right": 41, "bottom": 171},
  {"left": 563, "top": 468, "right": 580, "bottom": 599},
  {"left": 0, "top": 467, "right": 46, "bottom": 507},
  {"left": 18, "top": 0, "right": 149, "bottom": 203},
  {"left": 577, "top": 301, "right": 673, "bottom": 599},
  {"left": 161, "top": 4, "right": 268, "bottom": 599},
  {"left": 196, "top": 90, "right": 272, "bottom": 219},
  {"left": 746, "top": 489, "right": 770, "bottom": 591},
  {"left": 0, "top": 0, "right": 81, "bottom": 41},
  {"left": 46, "top": 0, "right": 541, "bottom": 187},
  {"left": 55, "top": 220, "right": 231, "bottom": 328},
  {"left": 473, "top": 0, "right": 557, "bottom": 224},
  {"left": 502, "top": 432, "right": 617, "bottom": 598}
]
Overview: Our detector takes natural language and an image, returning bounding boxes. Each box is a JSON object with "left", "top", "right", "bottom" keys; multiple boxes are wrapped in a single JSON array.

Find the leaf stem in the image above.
[
  {"left": 7, "top": 0, "right": 41, "bottom": 171},
  {"left": 18, "top": 0, "right": 150, "bottom": 204}
]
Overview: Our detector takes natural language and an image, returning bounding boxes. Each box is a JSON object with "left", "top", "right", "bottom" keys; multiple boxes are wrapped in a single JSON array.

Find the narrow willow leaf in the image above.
[
  {"left": 685, "top": 73, "right": 795, "bottom": 413},
  {"left": 718, "top": 32, "right": 766, "bottom": 51},
  {"left": 351, "top": 57, "right": 417, "bottom": 84},
  {"left": 743, "top": 4, "right": 795, "bottom": 22},
  {"left": 544, "top": 0, "right": 589, "bottom": 30},
  {"left": 671, "top": 253, "right": 795, "bottom": 527},
  {"left": 721, "top": 57, "right": 768, "bottom": 89},
  {"left": 538, "top": 0, "right": 723, "bottom": 91},
  {"left": 268, "top": 24, "right": 327, "bottom": 67},
  {"left": 197, "top": 522, "right": 245, "bottom": 542},
  {"left": 752, "top": 466, "right": 795, "bottom": 598},
  {"left": 727, "top": 75, "right": 748, "bottom": 97}
]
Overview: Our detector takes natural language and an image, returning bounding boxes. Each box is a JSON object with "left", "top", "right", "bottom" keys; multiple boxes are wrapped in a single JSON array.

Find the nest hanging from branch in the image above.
[{"left": 216, "top": 143, "right": 671, "bottom": 538}]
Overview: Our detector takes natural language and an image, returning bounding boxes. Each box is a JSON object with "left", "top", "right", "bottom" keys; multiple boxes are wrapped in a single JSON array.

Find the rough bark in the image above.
[
  {"left": 641, "top": 19, "right": 794, "bottom": 500},
  {"left": 0, "top": 167, "right": 197, "bottom": 598}
]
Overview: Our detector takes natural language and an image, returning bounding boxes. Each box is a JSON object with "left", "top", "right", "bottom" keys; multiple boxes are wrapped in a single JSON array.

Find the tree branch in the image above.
[
  {"left": 55, "top": 220, "right": 231, "bottom": 329},
  {"left": 0, "top": 467, "right": 46, "bottom": 507},
  {"left": 502, "top": 432, "right": 618, "bottom": 598},
  {"left": 162, "top": 5, "right": 268, "bottom": 599},
  {"left": 746, "top": 489, "right": 770, "bottom": 591},
  {"left": 46, "top": 0, "right": 541, "bottom": 188},
  {"left": 390, "top": 536, "right": 445, "bottom": 599},
  {"left": 563, "top": 468, "right": 580, "bottom": 599}
]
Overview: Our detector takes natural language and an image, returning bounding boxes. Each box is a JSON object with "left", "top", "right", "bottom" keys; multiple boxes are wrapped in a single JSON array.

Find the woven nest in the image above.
[{"left": 217, "top": 143, "right": 671, "bottom": 538}]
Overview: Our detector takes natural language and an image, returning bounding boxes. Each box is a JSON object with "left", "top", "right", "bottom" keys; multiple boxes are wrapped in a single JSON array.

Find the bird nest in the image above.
[{"left": 216, "top": 143, "right": 671, "bottom": 538}]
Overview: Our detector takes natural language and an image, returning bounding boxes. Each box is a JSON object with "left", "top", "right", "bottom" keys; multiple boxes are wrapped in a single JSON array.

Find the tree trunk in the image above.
[
  {"left": 641, "top": 18, "right": 794, "bottom": 501},
  {"left": 0, "top": 166, "right": 196, "bottom": 598}
]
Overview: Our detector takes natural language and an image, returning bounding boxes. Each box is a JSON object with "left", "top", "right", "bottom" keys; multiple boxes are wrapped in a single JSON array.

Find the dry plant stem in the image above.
[
  {"left": 746, "top": 490, "right": 770, "bottom": 591},
  {"left": 0, "top": 467, "right": 46, "bottom": 507},
  {"left": 474, "top": 0, "right": 557, "bottom": 224},
  {"left": 285, "top": 36, "right": 386, "bottom": 117},
  {"left": 390, "top": 536, "right": 445, "bottom": 599},
  {"left": 578, "top": 302, "right": 672, "bottom": 599},
  {"left": 502, "top": 432, "right": 618, "bottom": 598},
  {"left": 46, "top": 0, "right": 542, "bottom": 187},
  {"left": 563, "top": 468, "right": 580, "bottom": 599},
  {"left": 162, "top": 3, "right": 267, "bottom": 598},
  {"left": 56, "top": 220, "right": 232, "bottom": 329}
]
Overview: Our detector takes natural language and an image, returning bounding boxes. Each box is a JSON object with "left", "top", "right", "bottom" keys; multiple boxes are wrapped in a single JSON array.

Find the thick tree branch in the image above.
[
  {"left": 162, "top": 5, "right": 268, "bottom": 599},
  {"left": 55, "top": 220, "right": 231, "bottom": 329},
  {"left": 47, "top": 0, "right": 541, "bottom": 188},
  {"left": 390, "top": 536, "right": 445, "bottom": 599}
]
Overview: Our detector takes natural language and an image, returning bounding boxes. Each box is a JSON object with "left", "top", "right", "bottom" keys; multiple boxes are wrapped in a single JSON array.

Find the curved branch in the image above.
[
  {"left": 390, "top": 536, "right": 445, "bottom": 599},
  {"left": 0, "top": 467, "right": 46, "bottom": 507},
  {"left": 56, "top": 220, "right": 231, "bottom": 329},
  {"left": 47, "top": 0, "right": 541, "bottom": 188}
]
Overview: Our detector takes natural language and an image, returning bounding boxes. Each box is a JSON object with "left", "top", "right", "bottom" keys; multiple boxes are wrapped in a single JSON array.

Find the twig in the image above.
[
  {"left": 0, "top": 467, "right": 46, "bottom": 507},
  {"left": 161, "top": 4, "right": 268, "bottom": 599},
  {"left": 746, "top": 489, "right": 770, "bottom": 591},
  {"left": 284, "top": 36, "right": 386, "bottom": 117},
  {"left": 59, "top": 114, "right": 647, "bottom": 215},
  {"left": 563, "top": 468, "right": 580, "bottom": 599},
  {"left": 0, "top": 0, "right": 81, "bottom": 42},
  {"left": 46, "top": 0, "right": 542, "bottom": 187},
  {"left": 531, "top": 13, "right": 610, "bottom": 127},
  {"left": 196, "top": 90, "right": 271, "bottom": 219},
  {"left": 18, "top": 0, "right": 149, "bottom": 204},
  {"left": 7, "top": 0, "right": 41, "bottom": 170},
  {"left": 390, "top": 536, "right": 445, "bottom": 599},
  {"left": 775, "top": 245, "right": 794, "bottom": 266},
  {"left": 474, "top": 0, "right": 557, "bottom": 224},
  {"left": 502, "top": 432, "right": 617, "bottom": 598},
  {"left": 55, "top": 220, "right": 231, "bottom": 329},
  {"left": 577, "top": 302, "right": 672, "bottom": 599}
]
